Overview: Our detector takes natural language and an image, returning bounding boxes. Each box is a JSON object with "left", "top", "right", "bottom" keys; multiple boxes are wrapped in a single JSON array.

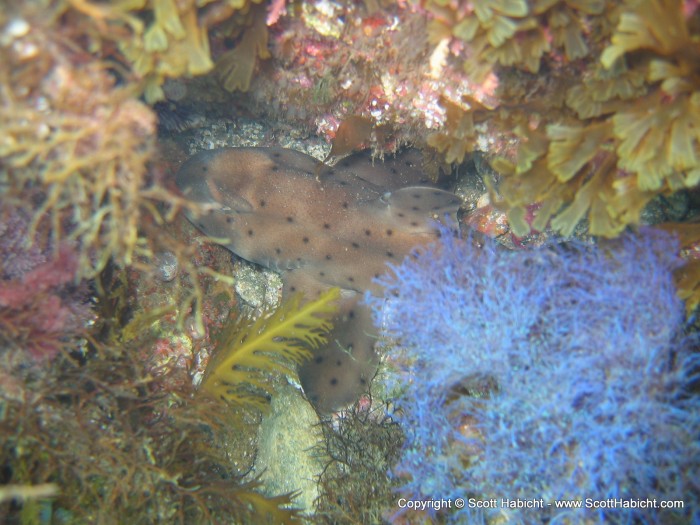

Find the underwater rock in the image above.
[{"left": 253, "top": 381, "right": 326, "bottom": 515}]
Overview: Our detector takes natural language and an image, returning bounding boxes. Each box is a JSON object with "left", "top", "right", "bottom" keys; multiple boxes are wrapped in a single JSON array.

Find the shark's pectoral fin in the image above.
[{"left": 376, "top": 186, "right": 462, "bottom": 234}]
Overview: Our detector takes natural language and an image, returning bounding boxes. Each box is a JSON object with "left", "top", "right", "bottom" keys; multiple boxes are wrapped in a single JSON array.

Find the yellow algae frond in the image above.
[
  {"left": 426, "top": 0, "right": 605, "bottom": 83},
  {"left": 547, "top": 122, "right": 612, "bottom": 182},
  {"left": 202, "top": 288, "right": 340, "bottom": 412},
  {"left": 427, "top": 96, "right": 493, "bottom": 165},
  {"left": 66, "top": 0, "right": 225, "bottom": 103},
  {"left": 566, "top": 62, "right": 647, "bottom": 119},
  {"left": 600, "top": 0, "right": 688, "bottom": 68},
  {"left": 215, "top": 2, "right": 270, "bottom": 92},
  {"left": 480, "top": 0, "right": 700, "bottom": 239}
]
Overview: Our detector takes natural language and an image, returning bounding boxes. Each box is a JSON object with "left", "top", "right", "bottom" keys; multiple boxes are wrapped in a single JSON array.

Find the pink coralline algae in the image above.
[
  {"left": 250, "top": 1, "right": 500, "bottom": 152},
  {"left": 0, "top": 206, "right": 94, "bottom": 362}
]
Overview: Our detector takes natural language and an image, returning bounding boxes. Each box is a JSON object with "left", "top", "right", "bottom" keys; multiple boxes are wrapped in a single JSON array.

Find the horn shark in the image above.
[{"left": 175, "top": 146, "right": 460, "bottom": 412}]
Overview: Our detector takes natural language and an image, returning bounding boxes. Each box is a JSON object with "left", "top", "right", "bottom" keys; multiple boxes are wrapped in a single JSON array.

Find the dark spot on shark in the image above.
[
  {"left": 247, "top": 229, "right": 254, "bottom": 236},
  {"left": 260, "top": 200, "right": 266, "bottom": 207},
  {"left": 365, "top": 229, "right": 371, "bottom": 236},
  {"left": 386, "top": 229, "right": 393, "bottom": 236},
  {"left": 325, "top": 254, "right": 332, "bottom": 260},
  {"left": 342, "top": 202, "right": 349, "bottom": 209},
  {"left": 303, "top": 237, "right": 310, "bottom": 244},
  {"left": 323, "top": 223, "right": 331, "bottom": 229},
  {"left": 315, "top": 356, "right": 324, "bottom": 364},
  {"left": 351, "top": 242, "right": 360, "bottom": 249},
  {"left": 271, "top": 165, "right": 279, "bottom": 172},
  {"left": 226, "top": 217, "right": 234, "bottom": 224},
  {"left": 330, "top": 378, "right": 338, "bottom": 386},
  {"left": 275, "top": 248, "right": 282, "bottom": 254},
  {"left": 286, "top": 216, "right": 294, "bottom": 223}
]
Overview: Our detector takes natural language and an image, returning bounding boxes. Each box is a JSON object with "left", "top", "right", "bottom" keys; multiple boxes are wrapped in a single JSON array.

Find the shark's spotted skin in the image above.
[{"left": 176, "top": 146, "right": 460, "bottom": 412}]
